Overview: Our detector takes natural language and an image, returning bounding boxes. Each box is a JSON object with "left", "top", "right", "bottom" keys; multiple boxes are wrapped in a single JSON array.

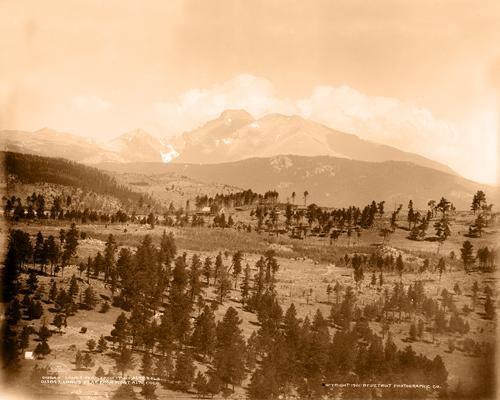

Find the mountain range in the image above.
[
  {"left": 2, "top": 110, "right": 495, "bottom": 208},
  {"left": 0, "top": 128, "right": 174, "bottom": 164},
  {"left": 168, "top": 110, "right": 454, "bottom": 174},
  {"left": 1, "top": 110, "right": 453, "bottom": 174}
]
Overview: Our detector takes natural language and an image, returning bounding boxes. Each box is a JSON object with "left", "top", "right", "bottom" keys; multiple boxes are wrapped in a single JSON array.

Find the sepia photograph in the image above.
[{"left": 0, "top": 1, "right": 499, "bottom": 399}]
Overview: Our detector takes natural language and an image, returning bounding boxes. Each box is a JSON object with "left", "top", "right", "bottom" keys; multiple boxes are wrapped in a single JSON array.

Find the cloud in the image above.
[
  {"left": 150, "top": 74, "right": 496, "bottom": 183},
  {"left": 295, "top": 85, "right": 497, "bottom": 184},
  {"left": 151, "top": 74, "right": 294, "bottom": 134},
  {"left": 72, "top": 94, "right": 111, "bottom": 114},
  {"left": 296, "top": 85, "right": 462, "bottom": 163}
]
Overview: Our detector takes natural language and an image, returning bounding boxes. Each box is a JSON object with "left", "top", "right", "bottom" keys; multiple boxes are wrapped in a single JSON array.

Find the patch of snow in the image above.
[
  {"left": 161, "top": 145, "right": 180, "bottom": 163},
  {"left": 270, "top": 155, "right": 293, "bottom": 172},
  {"left": 313, "top": 165, "right": 336, "bottom": 176},
  {"left": 249, "top": 122, "right": 259, "bottom": 128},
  {"left": 222, "top": 137, "right": 233, "bottom": 145}
]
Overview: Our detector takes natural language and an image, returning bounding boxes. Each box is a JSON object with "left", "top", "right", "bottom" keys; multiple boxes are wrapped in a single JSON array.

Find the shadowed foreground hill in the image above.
[
  {"left": 96, "top": 155, "right": 498, "bottom": 209},
  {"left": 2, "top": 151, "right": 147, "bottom": 207}
]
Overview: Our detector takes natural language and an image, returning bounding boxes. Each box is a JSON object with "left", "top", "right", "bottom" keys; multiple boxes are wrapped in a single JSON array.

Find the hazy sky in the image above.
[{"left": 0, "top": 0, "right": 499, "bottom": 183}]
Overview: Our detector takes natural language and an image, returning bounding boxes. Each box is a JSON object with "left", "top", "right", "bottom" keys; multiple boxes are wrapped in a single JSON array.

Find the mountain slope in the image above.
[
  {"left": 0, "top": 128, "right": 101, "bottom": 161},
  {"left": 0, "top": 128, "right": 179, "bottom": 165},
  {"left": 85, "top": 129, "right": 179, "bottom": 163},
  {"left": 96, "top": 155, "right": 497, "bottom": 209},
  {"left": 2, "top": 151, "right": 147, "bottom": 206},
  {"left": 169, "top": 110, "right": 455, "bottom": 174}
]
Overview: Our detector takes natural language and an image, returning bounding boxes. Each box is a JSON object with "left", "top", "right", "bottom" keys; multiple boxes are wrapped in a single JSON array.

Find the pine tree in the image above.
[
  {"left": 216, "top": 267, "right": 232, "bottom": 304},
  {"left": 206, "top": 373, "right": 223, "bottom": 398},
  {"left": 6, "top": 298, "right": 22, "bottom": 324},
  {"left": 460, "top": 241, "right": 475, "bottom": 272},
  {"left": 97, "top": 335, "right": 108, "bottom": 353},
  {"left": 189, "top": 254, "right": 203, "bottom": 303},
  {"left": 333, "top": 286, "right": 356, "bottom": 330},
  {"left": 384, "top": 333, "right": 398, "bottom": 373},
  {"left": 141, "top": 352, "right": 153, "bottom": 376},
  {"left": 264, "top": 250, "right": 279, "bottom": 283},
  {"left": 83, "top": 353, "right": 95, "bottom": 370},
  {"left": 231, "top": 251, "right": 243, "bottom": 288},
  {"left": 213, "top": 307, "right": 247, "bottom": 392},
  {"left": 202, "top": 256, "right": 212, "bottom": 285},
  {"left": 103, "top": 234, "right": 117, "bottom": 283},
  {"left": 68, "top": 274, "right": 79, "bottom": 300},
  {"left": 417, "top": 319, "right": 425, "bottom": 338},
  {"left": 83, "top": 285, "right": 98, "bottom": 309},
  {"left": 438, "top": 258, "right": 446, "bottom": 280},
  {"left": 409, "top": 323, "right": 417, "bottom": 341},
  {"left": 2, "top": 326, "right": 21, "bottom": 375},
  {"left": 246, "top": 332, "right": 258, "bottom": 371},
  {"left": 34, "top": 231, "right": 46, "bottom": 272},
  {"left": 62, "top": 223, "right": 79, "bottom": 274},
  {"left": 75, "top": 350, "right": 84, "bottom": 370},
  {"left": 396, "top": 254, "right": 404, "bottom": 279},
  {"left": 111, "top": 313, "right": 129, "bottom": 347},
  {"left": 333, "top": 281, "right": 342, "bottom": 304},
  {"left": 128, "top": 304, "right": 147, "bottom": 347},
  {"left": 485, "top": 293, "right": 495, "bottom": 320},
  {"left": 115, "top": 346, "right": 135, "bottom": 376},
  {"left": 191, "top": 305, "right": 217, "bottom": 360},
  {"left": 27, "top": 270, "right": 39, "bottom": 293},
  {"left": 33, "top": 341, "right": 51, "bottom": 358},
  {"left": 173, "top": 350, "right": 196, "bottom": 391},
  {"left": 87, "top": 339, "right": 96, "bottom": 352},
  {"left": 112, "top": 385, "right": 138, "bottom": 400},
  {"left": 49, "top": 281, "right": 58, "bottom": 303},
  {"left": 434, "top": 215, "right": 451, "bottom": 253},
  {"left": 471, "top": 190, "right": 486, "bottom": 214},
  {"left": 52, "top": 314, "right": 65, "bottom": 332},
  {"left": 45, "top": 235, "right": 60, "bottom": 276},
  {"left": 27, "top": 299, "right": 44, "bottom": 320},
  {"left": 301, "top": 309, "right": 330, "bottom": 395},
  {"left": 214, "top": 252, "right": 223, "bottom": 285},
  {"left": 168, "top": 256, "right": 192, "bottom": 343},
  {"left": 37, "top": 324, "right": 52, "bottom": 342},
  {"left": 95, "top": 366, "right": 106, "bottom": 377},
  {"left": 18, "top": 325, "right": 31, "bottom": 351},
  {"left": 240, "top": 263, "right": 252, "bottom": 305},
  {"left": 159, "top": 230, "right": 177, "bottom": 263},
  {"left": 141, "top": 382, "right": 157, "bottom": 400}
]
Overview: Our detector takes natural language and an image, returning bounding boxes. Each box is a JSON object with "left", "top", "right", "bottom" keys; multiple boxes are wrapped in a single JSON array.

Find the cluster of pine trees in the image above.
[
  {"left": 244, "top": 288, "right": 448, "bottom": 400},
  {"left": 285, "top": 201, "right": 384, "bottom": 231},
  {"left": 195, "top": 189, "right": 280, "bottom": 210},
  {"left": 3, "top": 193, "right": 133, "bottom": 224}
]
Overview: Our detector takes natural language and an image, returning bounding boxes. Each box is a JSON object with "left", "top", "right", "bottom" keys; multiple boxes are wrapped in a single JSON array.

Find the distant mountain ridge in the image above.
[
  {"left": 0, "top": 128, "right": 100, "bottom": 162},
  {"left": 0, "top": 110, "right": 454, "bottom": 175},
  {"left": 168, "top": 110, "right": 455, "bottom": 175},
  {"left": 95, "top": 155, "right": 496, "bottom": 209},
  {"left": 0, "top": 128, "right": 177, "bottom": 164}
]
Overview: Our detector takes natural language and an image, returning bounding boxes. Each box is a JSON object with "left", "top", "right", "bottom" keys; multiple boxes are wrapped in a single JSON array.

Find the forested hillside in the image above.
[{"left": 2, "top": 152, "right": 147, "bottom": 207}]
